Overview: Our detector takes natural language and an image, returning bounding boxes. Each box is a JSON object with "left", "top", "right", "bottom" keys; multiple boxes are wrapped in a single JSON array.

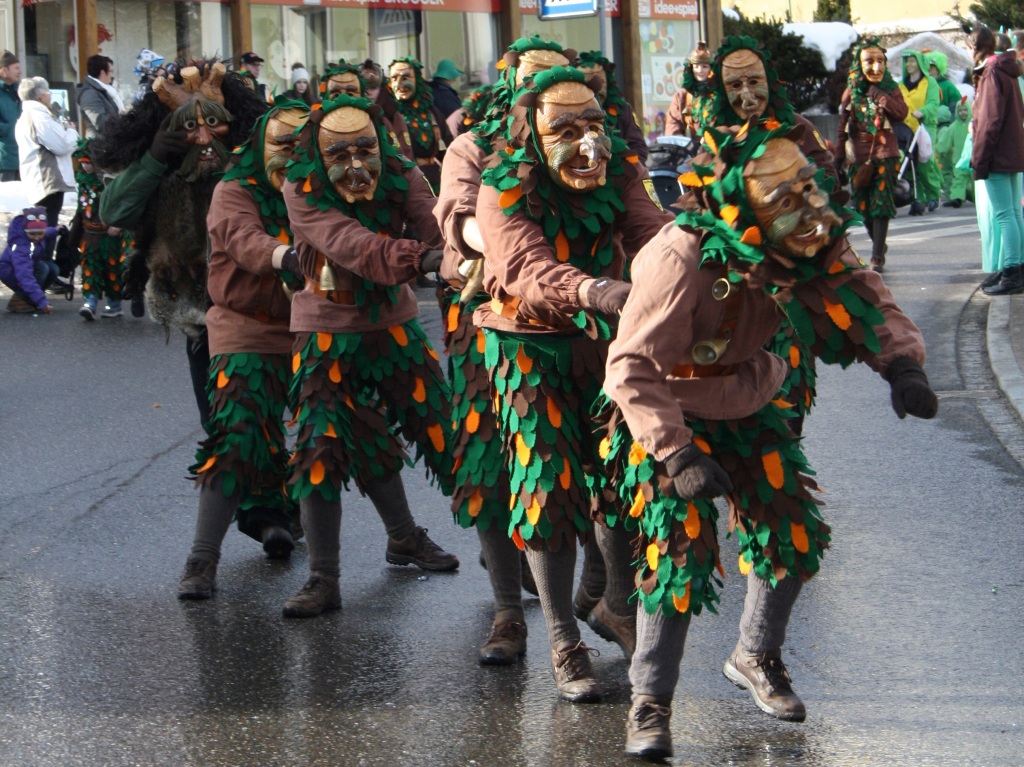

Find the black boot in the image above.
[
  {"left": 870, "top": 218, "right": 889, "bottom": 272},
  {"left": 981, "top": 271, "right": 1003, "bottom": 289},
  {"left": 983, "top": 265, "right": 1024, "bottom": 296}
]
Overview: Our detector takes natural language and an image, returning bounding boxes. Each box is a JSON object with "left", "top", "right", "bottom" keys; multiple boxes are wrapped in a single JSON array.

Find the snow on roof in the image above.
[
  {"left": 723, "top": 7, "right": 740, "bottom": 20},
  {"left": 782, "top": 22, "right": 859, "bottom": 72}
]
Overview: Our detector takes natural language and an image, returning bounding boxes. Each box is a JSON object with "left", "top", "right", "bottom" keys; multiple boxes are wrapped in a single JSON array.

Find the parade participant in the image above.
[
  {"left": 238, "top": 52, "right": 267, "bottom": 101},
  {"left": 281, "top": 93, "right": 458, "bottom": 618},
  {"left": 837, "top": 37, "right": 909, "bottom": 272},
  {"left": 473, "top": 66, "right": 672, "bottom": 700},
  {"left": 0, "top": 206, "right": 61, "bottom": 313},
  {"left": 387, "top": 57, "right": 453, "bottom": 192},
  {"left": 598, "top": 126, "right": 936, "bottom": 759},
  {"left": 327, "top": 59, "right": 415, "bottom": 162},
  {"left": 448, "top": 82, "right": 492, "bottom": 137},
  {"left": 92, "top": 59, "right": 267, "bottom": 427},
  {"left": 665, "top": 41, "right": 713, "bottom": 138},
  {"left": 72, "top": 140, "right": 125, "bottom": 320},
  {"left": 435, "top": 37, "right": 574, "bottom": 665},
  {"left": 176, "top": 100, "right": 310, "bottom": 600},
  {"left": 575, "top": 51, "right": 648, "bottom": 162},
  {"left": 924, "top": 50, "right": 964, "bottom": 108},
  {"left": 898, "top": 49, "right": 943, "bottom": 212},
  {"left": 939, "top": 96, "right": 973, "bottom": 209}
]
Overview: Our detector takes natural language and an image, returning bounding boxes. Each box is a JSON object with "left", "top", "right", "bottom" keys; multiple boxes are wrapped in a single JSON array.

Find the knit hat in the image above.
[
  {"left": 291, "top": 67, "right": 310, "bottom": 85},
  {"left": 0, "top": 50, "right": 17, "bottom": 68},
  {"left": 22, "top": 206, "right": 46, "bottom": 230},
  {"left": 134, "top": 49, "right": 165, "bottom": 78},
  {"left": 433, "top": 59, "right": 463, "bottom": 80}
]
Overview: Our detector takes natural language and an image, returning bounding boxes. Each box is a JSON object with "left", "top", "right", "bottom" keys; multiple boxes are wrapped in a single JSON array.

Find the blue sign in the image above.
[{"left": 537, "top": 0, "right": 598, "bottom": 20}]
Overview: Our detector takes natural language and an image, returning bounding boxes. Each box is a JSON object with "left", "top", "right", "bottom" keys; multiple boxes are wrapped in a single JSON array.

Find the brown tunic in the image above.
[
  {"left": 665, "top": 88, "right": 693, "bottom": 137},
  {"left": 205, "top": 180, "right": 293, "bottom": 356},
  {"left": 837, "top": 85, "right": 908, "bottom": 165},
  {"left": 283, "top": 167, "right": 443, "bottom": 334},
  {"left": 435, "top": 132, "right": 487, "bottom": 284},
  {"left": 472, "top": 161, "right": 674, "bottom": 335},
  {"left": 604, "top": 222, "right": 927, "bottom": 461},
  {"left": 614, "top": 101, "right": 649, "bottom": 163}
]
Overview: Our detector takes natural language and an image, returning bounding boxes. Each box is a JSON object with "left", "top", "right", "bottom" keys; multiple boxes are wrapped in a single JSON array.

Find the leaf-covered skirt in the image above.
[
  {"left": 287, "top": 323, "right": 454, "bottom": 502},
  {"left": 598, "top": 379, "right": 830, "bottom": 619},
  {"left": 849, "top": 156, "right": 900, "bottom": 221},
  {"left": 485, "top": 329, "right": 607, "bottom": 552},
  {"left": 80, "top": 233, "right": 124, "bottom": 301}
]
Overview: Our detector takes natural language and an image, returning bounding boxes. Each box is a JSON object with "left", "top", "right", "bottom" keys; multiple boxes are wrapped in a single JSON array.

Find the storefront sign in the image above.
[
  {"left": 520, "top": 0, "right": 619, "bottom": 16},
  {"left": 250, "top": 0, "right": 499, "bottom": 12},
  {"left": 536, "top": 0, "right": 596, "bottom": 20},
  {"left": 639, "top": 0, "right": 698, "bottom": 20}
]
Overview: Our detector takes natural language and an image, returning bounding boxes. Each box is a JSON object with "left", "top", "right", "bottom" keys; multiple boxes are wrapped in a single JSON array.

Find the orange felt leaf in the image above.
[
  {"left": 738, "top": 553, "right": 752, "bottom": 575},
  {"left": 516, "top": 433, "right": 530, "bottom": 466},
  {"left": 303, "top": 177, "right": 313, "bottom": 193},
  {"left": 598, "top": 437, "right": 611, "bottom": 460},
  {"left": 496, "top": 59, "right": 506, "bottom": 70},
  {"left": 517, "top": 346, "right": 534, "bottom": 374},
  {"left": 791, "top": 522, "right": 809, "bottom": 553},
  {"left": 468, "top": 489, "right": 483, "bottom": 518},
  {"left": 309, "top": 460, "right": 325, "bottom": 485},
  {"left": 878, "top": 180, "right": 886, "bottom": 190},
  {"left": 559, "top": 457, "right": 572, "bottom": 490},
  {"left": 789, "top": 344, "right": 800, "bottom": 368},
  {"left": 411, "top": 377, "right": 426, "bottom": 403},
  {"left": 555, "top": 230, "right": 570, "bottom": 262},
  {"left": 679, "top": 171, "right": 703, "bottom": 187},
  {"left": 316, "top": 332, "right": 332, "bottom": 352},
  {"left": 476, "top": 329, "right": 486, "bottom": 354},
  {"left": 526, "top": 496, "right": 541, "bottom": 526},
  {"left": 608, "top": 106, "right": 620, "bottom": 116},
  {"left": 692, "top": 436, "right": 712, "bottom": 455},
  {"left": 216, "top": 370, "right": 230, "bottom": 389},
  {"left": 345, "top": 394, "right": 355, "bottom": 409},
  {"left": 108, "top": 272, "right": 117, "bottom": 281},
  {"left": 196, "top": 455, "right": 217, "bottom": 473},
  {"left": 511, "top": 527, "right": 525, "bottom": 550},
  {"left": 447, "top": 302, "right": 460, "bottom": 333},
  {"left": 672, "top": 582, "right": 691, "bottom": 614},
  {"left": 764, "top": 117, "right": 781, "bottom": 130},
  {"left": 427, "top": 424, "right": 445, "bottom": 452},
  {"left": 452, "top": 455, "right": 462, "bottom": 471},
  {"left": 739, "top": 226, "right": 762, "bottom": 245},
  {"left": 626, "top": 153, "right": 640, "bottom": 164},
  {"left": 762, "top": 450, "right": 784, "bottom": 490},
  {"left": 684, "top": 501, "right": 701, "bottom": 539},
  {"left": 646, "top": 542, "right": 660, "bottom": 572},
  {"left": 427, "top": 346, "right": 439, "bottom": 361},
  {"left": 771, "top": 397, "right": 795, "bottom": 409},
  {"left": 324, "top": 423, "right": 337, "bottom": 438},
  {"left": 629, "top": 487, "right": 646, "bottom": 518},
  {"left": 828, "top": 258, "right": 845, "bottom": 274},
  {"left": 720, "top": 204, "right": 741, "bottom": 227},
  {"left": 715, "top": 556, "right": 726, "bottom": 578},
  {"left": 703, "top": 131, "right": 718, "bottom": 153},
  {"left": 328, "top": 360, "right": 341, "bottom": 383},
  {"left": 292, "top": 352, "right": 301, "bottom": 374},
  {"left": 547, "top": 397, "right": 562, "bottom": 429},
  {"left": 276, "top": 229, "right": 290, "bottom": 244},
  {"left": 389, "top": 325, "right": 409, "bottom": 346},
  {"left": 628, "top": 442, "right": 647, "bottom": 465},
  {"left": 466, "top": 407, "right": 481, "bottom": 434},
  {"left": 499, "top": 185, "right": 522, "bottom": 209},
  {"left": 824, "top": 298, "right": 852, "bottom": 330},
  {"left": 805, "top": 390, "right": 813, "bottom": 408}
]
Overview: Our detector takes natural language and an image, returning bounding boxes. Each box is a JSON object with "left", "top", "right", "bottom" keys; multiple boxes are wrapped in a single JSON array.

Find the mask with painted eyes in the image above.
[
  {"left": 388, "top": 63, "right": 416, "bottom": 101},
  {"left": 859, "top": 46, "right": 887, "bottom": 84},
  {"left": 721, "top": 50, "right": 769, "bottom": 121},
  {"left": 170, "top": 97, "right": 233, "bottom": 181},
  {"left": 317, "top": 106, "right": 383, "bottom": 203},
  {"left": 535, "top": 81, "right": 612, "bottom": 193},
  {"left": 326, "top": 71, "right": 362, "bottom": 98},
  {"left": 263, "top": 108, "right": 308, "bottom": 191},
  {"left": 743, "top": 138, "right": 840, "bottom": 259}
]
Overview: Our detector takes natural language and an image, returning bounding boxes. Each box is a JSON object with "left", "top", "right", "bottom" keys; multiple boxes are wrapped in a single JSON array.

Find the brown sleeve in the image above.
[
  {"left": 206, "top": 181, "right": 280, "bottom": 276},
  {"left": 796, "top": 113, "right": 836, "bottom": 183},
  {"left": 664, "top": 90, "right": 687, "bottom": 137},
  {"left": 283, "top": 179, "right": 428, "bottom": 284},
  {"left": 435, "top": 134, "right": 486, "bottom": 282},
  {"left": 604, "top": 225, "right": 704, "bottom": 459},
  {"left": 617, "top": 102, "right": 649, "bottom": 163},
  {"left": 617, "top": 162, "right": 676, "bottom": 258},
  {"left": 400, "top": 166, "right": 444, "bottom": 249},
  {"left": 836, "top": 89, "right": 852, "bottom": 150},
  {"left": 872, "top": 84, "right": 909, "bottom": 124},
  {"left": 477, "top": 183, "right": 591, "bottom": 315},
  {"left": 970, "top": 68, "right": 1005, "bottom": 179}
]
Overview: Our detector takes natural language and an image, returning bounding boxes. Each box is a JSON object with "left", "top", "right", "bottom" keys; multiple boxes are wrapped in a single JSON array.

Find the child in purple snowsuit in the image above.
[{"left": 0, "top": 206, "right": 61, "bottom": 313}]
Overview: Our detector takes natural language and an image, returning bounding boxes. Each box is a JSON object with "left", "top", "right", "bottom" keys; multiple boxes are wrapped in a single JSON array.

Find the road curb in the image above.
[{"left": 986, "top": 294, "right": 1024, "bottom": 424}]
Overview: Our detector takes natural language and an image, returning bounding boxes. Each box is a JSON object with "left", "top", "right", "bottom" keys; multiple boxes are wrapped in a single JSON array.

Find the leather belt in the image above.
[
  {"left": 416, "top": 156, "right": 437, "bottom": 167},
  {"left": 671, "top": 363, "right": 736, "bottom": 379}
]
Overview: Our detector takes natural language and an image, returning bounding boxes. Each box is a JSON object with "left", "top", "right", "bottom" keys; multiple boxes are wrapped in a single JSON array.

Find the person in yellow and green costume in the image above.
[
  {"left": 924, "top": 50, "right": 964, "bottom": 109},
  {"left": 597, "top": 124, "right": 937, "bottom": 760},
  {"left": 72, "top": 140, "right": 125, "bottom": 321},
  {"left": 280, "top": 93, "right": 459, "bottom": 618},
  {"left": 898, "top": 49, "right": 944, "bottom": 212}
]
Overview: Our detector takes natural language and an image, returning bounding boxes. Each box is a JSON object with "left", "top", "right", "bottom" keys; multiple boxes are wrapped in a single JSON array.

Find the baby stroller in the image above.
[
  {"left": 894, "top": 122, "right": 926, "bottom": 216},
  {"left": 51, "top": 213, "right": 82, "bottom": 301},
  {"left": 645, "top": 135, "right": 699, "bottom": 213}
]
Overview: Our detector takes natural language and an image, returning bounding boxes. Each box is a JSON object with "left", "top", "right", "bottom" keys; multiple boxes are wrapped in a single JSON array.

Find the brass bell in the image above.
[
  {"left": 319, "top": 262, "right": 337, "bottom": 292},
  {"left": 711, "top": 277, "right": 732, "bottom": 301},
  {"left": 692, "top": 336, "right": 729, "bottom": 365}
]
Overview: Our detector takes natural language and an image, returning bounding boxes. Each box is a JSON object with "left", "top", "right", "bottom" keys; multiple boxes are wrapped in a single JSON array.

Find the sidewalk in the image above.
[{"left": 987, "top": 293, "right": 1024, "bottom": 423}]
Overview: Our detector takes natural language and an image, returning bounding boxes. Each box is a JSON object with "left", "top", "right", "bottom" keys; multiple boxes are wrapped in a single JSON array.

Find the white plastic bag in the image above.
[{"left": 914, "top": 125, "right": 933, "bottom": 164}]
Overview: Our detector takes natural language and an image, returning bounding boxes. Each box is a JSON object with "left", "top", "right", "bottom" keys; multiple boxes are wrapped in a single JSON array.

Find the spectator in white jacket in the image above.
[{"left": 15, "top": 76, "right": 78, "bottom": 263}]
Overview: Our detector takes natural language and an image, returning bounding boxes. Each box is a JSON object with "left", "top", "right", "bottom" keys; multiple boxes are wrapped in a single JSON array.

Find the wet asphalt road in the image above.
[{"left": 1, "top": 206, "right": 1023, "bottom": 767}]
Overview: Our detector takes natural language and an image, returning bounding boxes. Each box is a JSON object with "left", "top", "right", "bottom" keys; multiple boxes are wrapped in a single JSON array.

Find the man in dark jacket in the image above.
[
  {"left": 430, "top": 59, "right": 464, "bottom": 119},
  {"left": 77, "top": 54, "right": 122, "bottom": 138},
  {"left": 0, "top": 50, "right": 22, "bottom": 180}
]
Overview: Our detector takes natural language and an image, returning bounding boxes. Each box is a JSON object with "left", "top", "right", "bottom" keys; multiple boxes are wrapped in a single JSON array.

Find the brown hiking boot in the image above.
[
  {"left": 551, "top": 640, "right": 603, "bottom": 703},
  {"left": 479, "top": 616, "right": 528, "bottom": 666},
  {"left": 587, "top": 597, "right": 637, "bottom": 661},
  {"left": 7, "top": 295, "right": 35, "bottom": 314},
  {"left": 625, "top": 695, "right": 673, "bottom": 760},
  {"left": 572, "top": 582, "right": 601, "bottom": 621},
  {"left": 282, "top": 572, "right": 341, "bottom": 618},
  {"left": 177, "top": 557, "right": 217, "bottom": 600},
  {"left": 386, "top": 526, "right": 459, "bottom": 572},
  {"left": 723, "top": 644, "right": 806, "bottom": 721}
]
